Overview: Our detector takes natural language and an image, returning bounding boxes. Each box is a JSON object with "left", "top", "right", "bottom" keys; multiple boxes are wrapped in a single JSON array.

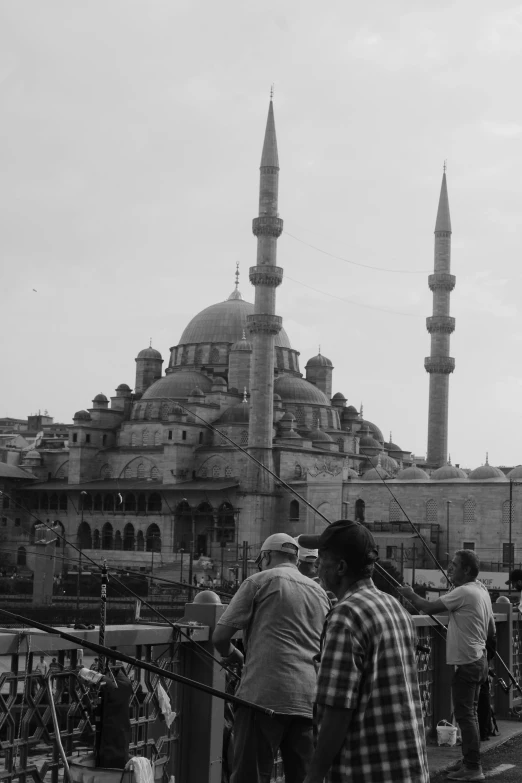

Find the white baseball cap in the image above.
[
  {"left": 294, "top": 536, "right": 318, "bottom": 562},
  {"left": 255, "top": 533, "right": 299, "bottom": 564}
]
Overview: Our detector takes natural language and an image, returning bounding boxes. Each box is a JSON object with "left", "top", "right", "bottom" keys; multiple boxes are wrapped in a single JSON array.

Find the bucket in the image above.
[{"left": 436, "top": 720, "right": 457, "bottom": 747}]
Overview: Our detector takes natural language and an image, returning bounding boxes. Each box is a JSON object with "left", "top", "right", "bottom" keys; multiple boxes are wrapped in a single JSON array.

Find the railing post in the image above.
[
  {"left": 180, "top": 599, "right": 226, "bottom": 783},
  {"left": 494, "top": 602, "right": 513, "bottom": 718},
  {"left": 431, "top": 616, "right": 453, "bottom": 733}
]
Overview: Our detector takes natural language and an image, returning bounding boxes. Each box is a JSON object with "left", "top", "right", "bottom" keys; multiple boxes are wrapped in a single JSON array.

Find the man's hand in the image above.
[
  {"left": 398, "top": 585, "right": 416, "bottom": 600},
  {"left": 221, "top": 646, "right": 244, "bottom": 671}
]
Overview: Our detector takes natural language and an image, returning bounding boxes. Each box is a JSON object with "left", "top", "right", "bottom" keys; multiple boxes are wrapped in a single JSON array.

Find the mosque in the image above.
[{"left": 1, "top": 99, "right": 520, "bottom": 580}]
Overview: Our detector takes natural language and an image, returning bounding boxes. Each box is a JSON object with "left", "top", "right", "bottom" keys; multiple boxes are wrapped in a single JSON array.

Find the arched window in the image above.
[
  {"left": 40, "top": 493, "right": 49, "bottom": 511},
  {"left": 216, "top": 502, "right": 235, "bottom": 544},
  {"left": 56, "top": 463, "right": 68, "bottom": 480},
  {"left": 136, "top": 531, "right": 145, "bottom": 552},
  {"left": 151, "top": 466, "right": 160, "bottom": 481},
  {"left": 327, "top": 410, "right": 333, "bottom": 428},
  {"left": 125, "top": 494, "right": 136, "bottom": 512},
  {"left": 142, "top": 430, "right": 149, "bottom": 447},
  {"left": 290, "top": 500, "right": 300, "bottom": 521},
  {"left": 180, "top": 349, "right": 188, "bottom": 365},
  {"left": 93, "top": 494, "right": 102, "bottom": 511},
  {"left": 154, "top": 431, "right": 161, "bottom": 446},
  {"left": 502, "top": 500, "right": 513, "bottom": 524},
  {"left": 146, "top": 523, "right": 162, "bottom": 552},
  {"left": 294, "top": 464, "right": 302, "bottom": 478},
  {"left": 161, "top": 403, "right": 170, "bottom": 421},
  {"left": 295, "top": 406, "right": 305, "bottom": 425},
  {"left": 148, "top": 493, "right": 162, "bottom": 513},
  {"left": 355, "top": 498, "right": 365, "bottom": 522},
  {"left": 464, "top": 498, "right": 476, "bottom": 524},
  {"left": 93, "top": 529, "right": 101, "bottom": 549},
  {"left": 131, "top": 432, "right": 137, "bottom": 447},
  {"left": 81, "top": 493, "right": 92, "bottom": 511},
  {"left": 59, "top": 494, "right": 68, "bottom": 511},
  {"left": 200, "top": 466, "right": 208, "bottom": 478},
  {"left": 312, "top": 409, "right": 320, "bottom": 428},
  {"left": 145, "top": 404, "right": 153, "bottom": 420},
  {"left": 212, "top": 465, "right": 221, "bottom": 478},
  {"left": 102, "top": 522, "right": 113, "bottom": 550},
  {"left": 175, "top": 500, "right": 192, "bottom": 551},
  {"left": 389, "top": 499, "right": 401, "bottom": 522},
  {"left": 194, "top": 347, "right": 203, "bottom": 365},
  {"left": 210, "top": 347, "right": 220, "bottom": 364},
  {"left": 137, "top": 493, "right": 147, "bottom": 513},
  {"left": 336, "top": 438, "right": 344, "bottom": 453},
  {"left": 78, "top": 522, "right": 92, "bottom": 549},
  {"left": 137, "top": 463, "right": 145, "bottom": 480},
  {"left": 123, "top": 523, "right": 135, "bottom": 551},
  {"left": 101, "top": 464, "right": 112, "bottom": 479},
  {"left": 426, "top": 499, "right": 438, "bottom": 522},
  {"left": 17, "top": 547, "right": 26, "bottom": 566},
  {"left": 124, "top": 465, "right": 132, "bottom": 479},
  {"left": 103, "top": 494, "right": 114, "bottom": 512},
  {"left": 240, "top": 430, "right": 248, "bottom": 446},
  {"left": 114, "top": 531, "right": 122, "bottom": 550},
  {"left": 225, "top": 465, "right": 232, "bottom": 478},
  {"left": 276, "top": 350, "right": 284, "bottom": 369}
]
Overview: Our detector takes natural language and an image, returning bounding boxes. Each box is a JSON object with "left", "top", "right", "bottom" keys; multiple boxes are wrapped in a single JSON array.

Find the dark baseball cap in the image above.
[
  {"left": 506, "top": 569, "right": 522, "bottom": 585},
  {"left": 299, "top": 520, "right": 379, "bottom": 566}
]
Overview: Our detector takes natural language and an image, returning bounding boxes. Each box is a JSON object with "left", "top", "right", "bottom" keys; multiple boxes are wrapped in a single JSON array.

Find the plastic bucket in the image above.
[{"left": 436, "top": 720, "right": 457, "bottom": 747}]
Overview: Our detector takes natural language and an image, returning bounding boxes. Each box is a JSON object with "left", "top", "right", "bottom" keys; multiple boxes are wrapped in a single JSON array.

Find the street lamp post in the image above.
[{"left": 446, "top": 501, "right": 452, "bottom": 569}]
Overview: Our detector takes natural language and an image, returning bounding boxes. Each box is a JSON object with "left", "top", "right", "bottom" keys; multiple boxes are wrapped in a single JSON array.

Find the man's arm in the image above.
[
  {"left": 212, "top": 625, "right": 244, "bottom": 668},
  {"left": 398, "top": 586, "right": 448, "bottom": 615},
  {"left": 303, "top": 706, "right": 353, "bottom": 783}
]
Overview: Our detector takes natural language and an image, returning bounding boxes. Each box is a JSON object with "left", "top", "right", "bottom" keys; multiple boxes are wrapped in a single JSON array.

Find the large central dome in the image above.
[{"left": 178, "top": 290, "right": 292, "bottom": 348}]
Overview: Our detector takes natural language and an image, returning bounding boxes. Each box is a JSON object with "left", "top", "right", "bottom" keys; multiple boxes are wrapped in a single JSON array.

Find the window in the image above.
[
  {"left": 312, "top": 409, "right": 320, "bottom": 428},
  {"left": 103, "top": 494, "right": 114, "bottom": 512},
  {"left": 212, "top": 465, "right": 221, "bottom": 478},
  {"left": 386, "top": 546, "right": 397, "bottom": 560},
  {"left": 355, "top": 498, "right": 365, "bottom": 522},
  {"left": 93, "top": 529, "right": 101, "bottom": 549},
  {"left": 503, "top": 543, "right": 514, "bottom": 567},
  {"left": 502, "top": 500, "right": 513, "bottom": 524},
  {"left": 50, "top": 494, "right": 59, "bottom": 510},
  {"left": 102, "top": 434, "right": 107, "bottom": 446},
  {"left": 72, "top": 433, "right": 78, "bottom": 443},
  {"left": 182, "top": 430, "right": 187, "bottom": 441},
  {"left": 40, "top": 493, "right": 48, "bottom": 510},
  {"left": 93, "top": 494, "right": 102, "bottom": 511},
  {"left": 154, "top": 431, "right": 161, "bottom": 446},
  {"left": 1, "top": 518, "right": 7, "bottom": 527},
  {"left": 101, "top": 464, "right": 112, "bottom": 479},
  {"left": 294, "top": 464, "right": 302, "bottom": 478},
  {"left": 137, "top": 463, "right": 145, "bottom": 480},
  {"left": 200, "top": 466, "right": 208, "bottom": 478},
  {"left": 194, "top": 347, "right": 202, "bottom": 365},
  {"left": 210, "top": 348, "right": 220, "bottom": 364},
  {"left": 123, "top": 523, "right": 135, "bottom": 551},
  {"left": 131, "top": 432, "right": 137, "bottom": 447},
  {"left": 145, "top": 403, "right": 153, "bottom": 420},
  {"left": 114, "top": 530, "right": 123, "bottom": 550},
  {"left": 148, "top": 493, "right": 162, "bottom": 513},
  {"left": 240, "top": 430, "right": 248, "bottom": 446},
  {"left": 59, "top": 494, "right": 67, "bottom": 511},
  {"left": 85, "top": 434, "right": 91, "bottom": 444},
  {"left": 336, "top": 438, "right": 344, "bottom": 453},
  {"left": 464, "top": 498, "right": 476, "bottom": 524},
  {"left": 136, "top": 531, "right": 145, "bottom": 551},
  {"left": 199, "top": 432, "right": 204, "bottom": 444},
  {"left": 102, "top": 522, "right": 113, "bottom": 550},
  {"left": 426, "top": 499, "right": 438, "bottom": 523},
  {"left": 146, "top": 523, "right": 162, "bottom": 552},
  {"left": 124, "top": 465, "right": 132, "bottom": 479},
  {"left": 151, "top": 466, "right": 160, "bottom": 480},
  {"left": 125, "top": 494, "right": 136, "bottom": 512},
  {"left": 389, "top": 499, "right": 401, "bottom": 522},
  {"left": 17, "top": 547, "right": 27, "bottom": 566},
  {"left": 78, "top": 522, "right": 92, "bottom": 549},
  {"left": 295, "top": 407, "right": 305, "bottom": 425},
  {"left": 342, "top": 502, "right": 349, "bottom": 519},
  {"left": 137, "top": 493, "right": 147, "bottom": 513},
  {"left": 327, "top": 410, "right": 333, "bottom": 428},
  {"left": 290, "top": 500, "right": 300, "bottom": 521},
  {"left": 161, "top": 403, "right": 170, "bottom": 421},
  {"left": 142, "top": 430, "right": 149, "bottom": 446},
  {"left": 463, "top": 542, "right": 475, "bottom": 550},
  {"left": 225, "top": 465, "right": 232, "bottom": 478},
  {"left": 168, "top": 430, "right": 173, "bottom": 440}
]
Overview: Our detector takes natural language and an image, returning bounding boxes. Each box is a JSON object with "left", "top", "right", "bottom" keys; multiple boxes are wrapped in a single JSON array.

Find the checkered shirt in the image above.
[{"left": 315, "top": 579, "right": 429, "bottom": 783}]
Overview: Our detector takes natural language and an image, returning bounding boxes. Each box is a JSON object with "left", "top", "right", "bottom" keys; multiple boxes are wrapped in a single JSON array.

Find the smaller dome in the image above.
[
  {"left": 332, "top": 392, "right": 347, "bottom": 402},
  {"left": 507, "top": 465, "right": 522, "bottom": 480},
  {"left": 173, "top": 405, "right": 184, "bottom": 416},
  {"left": 137, "top": 346, "right": 162, "bottom": 359},
  {"left": 309, "top": 428, "right": 333, "bottom": 443},
  {"left": 116, "top": 383, "right": 131, "bottom": 391},
  {"left": 361, "top": 419, "right": 384, "bottom": 444},
  {"left": 281, "top": 411, "right": 295, "bottom": 422},
  {"left": 364, "top": 454, "right": 398, "bottom": 474},
  {"left": 273, "top": 393, "right": 281, "bottom": 401},
  {"left": 93, "top": 393, "right": 108, "bottom": 402},
  {"left": 211, "top": 377, "right": 227, "bottom": 386},
  {"left": 73, "top": 410, "right": 91, "bottom": 421},
  {"left": 26, "top": 449, "right": 41, "bottom": 459},
  {"left": 193, "top": 590, "right": 221, "bottom": 605},
  {"left": 359, "top": 434, "right": 382, "bottom": 449},
  {"left": 431, "top": 464, "right": 467, "bottom": 481},
  {"left": 363, "top": 466, "right": 391, "bottom": 481},
  {"left": 190, "top": 386, "right": 205, "bottom": 397},
  {"left": 396, "top": 466, "right": 430, "bottom": 481},
  {"left": 385, "top": 441, "right": 402, "bottom": 452},
  {"left": 306, "top": 353, "right": 333, "bottom": 368},
  {"left": 219, "top": 402, "right": 250, "bottom": 423},
  {"left": 468, "top": 464, "right": 507, "bottom": 481},
  {"left": 344, "top": 405, "right": 359, "bottom": 417},
  {"left": 231, "top": 337, "right": 253, "bottom": 351}
]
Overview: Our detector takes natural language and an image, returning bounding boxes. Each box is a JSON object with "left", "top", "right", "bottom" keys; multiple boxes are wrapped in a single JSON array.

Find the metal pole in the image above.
[
  {"left": 99, "top": 559, "right": 108, "bottom": 673},
  {"left": 509, "top": 480, "right": 513, "bottom": 593},
  {"left": 446, "top": 500, "right": 451, "bottom": 568}
]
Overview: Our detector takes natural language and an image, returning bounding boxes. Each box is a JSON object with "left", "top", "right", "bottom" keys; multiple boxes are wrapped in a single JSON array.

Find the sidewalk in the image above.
[{"left": 427, "top": 720, "right": 522, "bottom": 777}]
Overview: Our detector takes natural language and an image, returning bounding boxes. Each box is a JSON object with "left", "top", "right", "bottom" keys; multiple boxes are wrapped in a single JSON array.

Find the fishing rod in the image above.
[{"left": 0, "top": 607, "right": 273, "bottom": 715}]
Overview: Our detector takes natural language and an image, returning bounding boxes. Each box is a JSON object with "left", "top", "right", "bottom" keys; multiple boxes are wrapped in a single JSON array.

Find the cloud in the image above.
[{"left": 482, "top": 121, "right": 522, "bottom": 138}]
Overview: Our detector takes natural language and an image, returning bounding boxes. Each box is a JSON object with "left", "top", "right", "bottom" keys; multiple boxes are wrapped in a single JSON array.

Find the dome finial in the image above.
[
  {"left": 149, "top": 337, "right": 152, "bottom": 348},
  {"left": 243, "top": 387, "right": 248, "bottom": 403},
  {"left": 270, "top": 83, "right": 274, "bottom": 100},
  {"left": 227, "top": 263, "right": 243, "bottom": 300},
  {"left": 235, "top": 262, "right": 240, "bottom": 290},
  {"left": 448, "top": 453, "right": 452, "bottom": 465},
  {"left": 443, "top": 159, "right": 447, "bottom": 174},
  {"left": 389, "top": 431, "right": 392, "bottom": 443},
  {"left": 485, "top": 451, "right": 489, "bottom": 466},
  {"left": 318, "top": 344, "right": 321, "bottom": 355},
  {"left": 360, "top": 403, "right": 364, "bottom": 418}
]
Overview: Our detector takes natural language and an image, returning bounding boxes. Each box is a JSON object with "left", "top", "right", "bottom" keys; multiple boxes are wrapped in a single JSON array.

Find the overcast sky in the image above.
[{"left": 1, "top": 1, "right": 521, "bottom": 469}]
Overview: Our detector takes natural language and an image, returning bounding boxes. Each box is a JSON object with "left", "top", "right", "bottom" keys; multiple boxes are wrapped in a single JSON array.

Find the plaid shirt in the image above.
[{"left": 315, "top": 579, "right": 429, "bottom": 783}]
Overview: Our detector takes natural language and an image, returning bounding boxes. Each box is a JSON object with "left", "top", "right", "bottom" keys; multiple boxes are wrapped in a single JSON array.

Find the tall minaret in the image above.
[
  {"left": 425, "top": 167, "right": 455, "bottom": 467},
  {"left": 246, "top": 96, "right": 284, "bottom": 489}
]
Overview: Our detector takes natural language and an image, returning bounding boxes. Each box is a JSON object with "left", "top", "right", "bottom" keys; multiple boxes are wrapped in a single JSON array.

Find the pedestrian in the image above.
[
  {"left": 400, "top": 549, "right": 495, "bottom": 781},
  {"left": 90, "top": 657, "right": 100, "bottom": 672},
  {"left": 302, "top": 520, "right": 429, "bottom": 783},
  {"left": 294, "top": 537, "right": 318, "bottom": 579},
  {"left": 506, "top": 569, "right": 522, "bottom": 611},
  {"left": 212, "top": 533, "right": 330, "bottom": 783},
  {"left": 35, "top": 654, "right": 48, "bottom": 676}
]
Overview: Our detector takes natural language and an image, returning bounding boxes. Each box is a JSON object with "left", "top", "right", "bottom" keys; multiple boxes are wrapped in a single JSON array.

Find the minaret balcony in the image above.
[
  {"left": 249, "top": 266, "right": 284, "bottom": 287},
  {"left": 247, "top": 314, "right": 283, "bottom": 335},
  {"left": 252, "top": 216, "right": 284, "bottom": 237},
  {"left": 426, "top": 316, "right": 455, "bottom": 334},
  {"left": 424, "top": 356, "right": 455, "bottom": 374},
  {"left": 428, "top": 273, "right": 456, "bottom": 292}
]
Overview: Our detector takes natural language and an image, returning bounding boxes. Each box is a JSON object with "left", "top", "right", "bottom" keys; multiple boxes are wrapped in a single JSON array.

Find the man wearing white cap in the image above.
[
  {"left": 295, "top": 537, "right": 319, "bottom": 579},
  {"left": 213, "top": 532, "right": 330, "bottom": 783}
]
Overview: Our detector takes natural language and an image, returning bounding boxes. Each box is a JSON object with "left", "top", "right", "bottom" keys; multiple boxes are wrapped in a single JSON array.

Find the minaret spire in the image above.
[
  {"left": 246, "top": 97, "right": 284, "bottom": 492},
  {"left": 425, "top": 169, "right": 456, "bottom": 467}
]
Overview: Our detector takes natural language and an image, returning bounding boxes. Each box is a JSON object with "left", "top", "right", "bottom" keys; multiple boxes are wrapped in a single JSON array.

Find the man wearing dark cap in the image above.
[{"left": 302, "top": 520, "right": 429, "bottom": 783}]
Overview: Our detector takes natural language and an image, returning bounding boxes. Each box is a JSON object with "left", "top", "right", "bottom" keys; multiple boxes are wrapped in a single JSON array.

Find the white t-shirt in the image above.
[{"left": 440, "top": 581, "right": 492, "bottom": 665}]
